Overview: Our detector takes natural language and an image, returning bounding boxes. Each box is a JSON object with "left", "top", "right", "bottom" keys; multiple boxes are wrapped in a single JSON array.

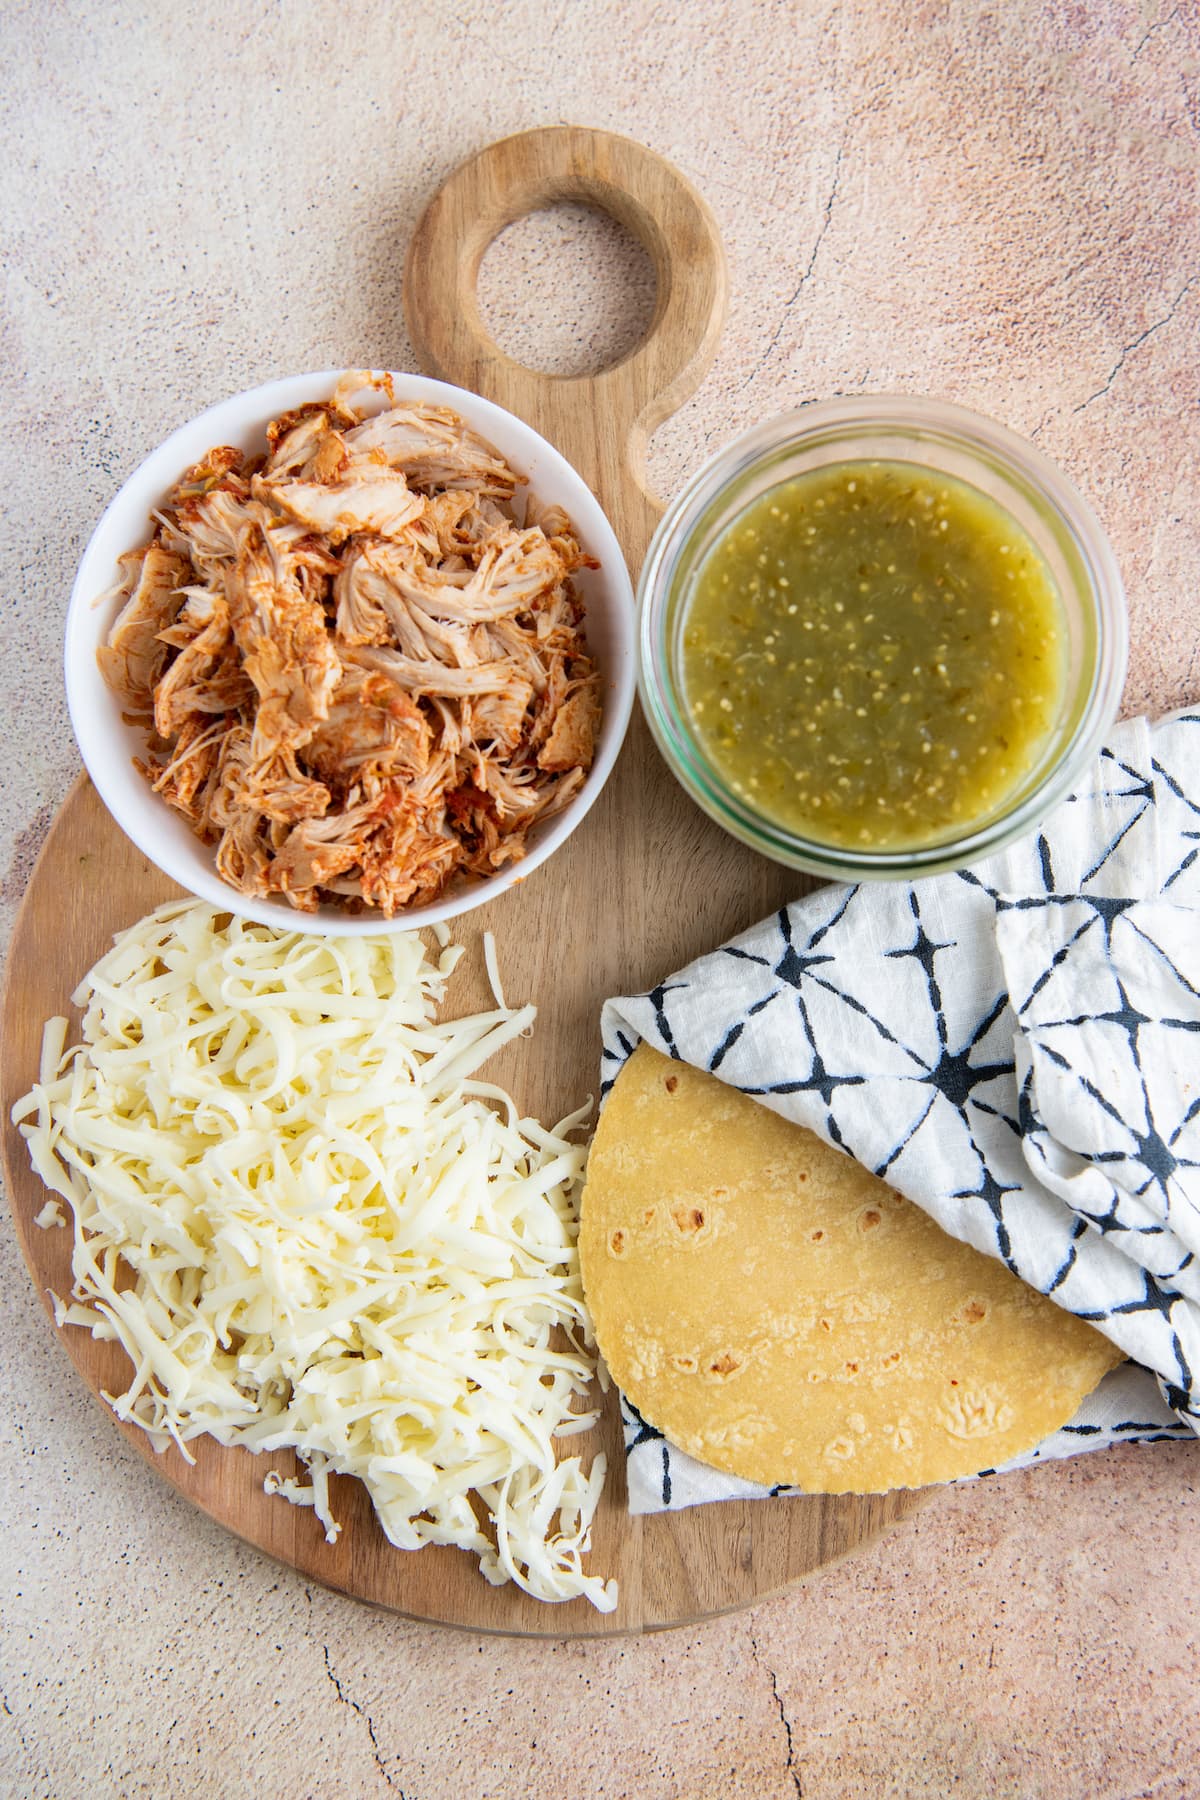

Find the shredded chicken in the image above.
[
  {"left": 96, "top": 546, "right": 191, "bottom": 722},
  {"left": 98, "top": 374, "right": 602, "bottom": 914}
]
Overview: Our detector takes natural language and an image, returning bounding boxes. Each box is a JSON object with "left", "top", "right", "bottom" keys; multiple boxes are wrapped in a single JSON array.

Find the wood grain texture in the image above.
[{"left": 0, "top": 128, "right": 926, "bottom": 1636}]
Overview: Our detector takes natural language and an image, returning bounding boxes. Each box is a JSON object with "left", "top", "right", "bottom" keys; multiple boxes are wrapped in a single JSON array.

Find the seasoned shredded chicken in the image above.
[{"left": 100, "top": 373, "right": 602, "bottom": 914}]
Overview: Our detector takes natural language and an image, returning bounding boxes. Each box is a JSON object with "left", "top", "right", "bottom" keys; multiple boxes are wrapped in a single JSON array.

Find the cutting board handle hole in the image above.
[
  {"left": 405, "top": 128, "right": 726, "bottom": 448},
  {"left": 476, "top": 200, "right": 658, "bottom": 380}
]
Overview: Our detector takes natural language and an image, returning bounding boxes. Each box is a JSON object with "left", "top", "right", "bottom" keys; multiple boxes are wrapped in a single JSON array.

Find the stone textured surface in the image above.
[{"left": 2, "top": 1, "right": 1199, "bottom": 1795}]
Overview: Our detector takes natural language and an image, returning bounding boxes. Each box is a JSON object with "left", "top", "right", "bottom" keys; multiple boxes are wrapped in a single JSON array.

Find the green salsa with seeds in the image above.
[{"left": 680, "top": 460, "right": 1067, "bottom": 850}]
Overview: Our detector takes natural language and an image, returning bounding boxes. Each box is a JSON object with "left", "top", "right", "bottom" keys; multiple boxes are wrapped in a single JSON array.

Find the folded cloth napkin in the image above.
[{"left": 601, "top": 712, "right": 1200, "bottom": 1514}]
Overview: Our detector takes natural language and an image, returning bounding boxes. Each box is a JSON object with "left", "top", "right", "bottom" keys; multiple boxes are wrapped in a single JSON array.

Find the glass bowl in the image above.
[{"left": 638, "top": 396, "right": 1128, "bottom": 880}]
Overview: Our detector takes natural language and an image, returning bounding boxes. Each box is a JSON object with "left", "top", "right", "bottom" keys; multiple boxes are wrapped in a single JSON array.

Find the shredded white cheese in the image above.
[
  {"left": 11, "top": 900, "right": 615, "bottom": 1611},
  {"left": 482, "top": 929, "right": 507, "bottom": 1011}
]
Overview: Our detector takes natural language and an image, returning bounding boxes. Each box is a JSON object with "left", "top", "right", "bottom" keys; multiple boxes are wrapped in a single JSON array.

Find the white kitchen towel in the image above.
[{"left": 601, "top": 712, "right": 1200, "bottom": 1514}]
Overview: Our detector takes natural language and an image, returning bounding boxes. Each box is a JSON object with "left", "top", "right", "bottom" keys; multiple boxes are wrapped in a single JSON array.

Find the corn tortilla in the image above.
[{"left": 580, "top": 1045, "right": 1123, "bottom": 1492}]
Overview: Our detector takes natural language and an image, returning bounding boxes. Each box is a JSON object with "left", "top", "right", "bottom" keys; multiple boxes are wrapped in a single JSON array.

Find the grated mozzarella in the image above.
[{"left": 11, "top": 900, "right": 615, "bottom": 1611}]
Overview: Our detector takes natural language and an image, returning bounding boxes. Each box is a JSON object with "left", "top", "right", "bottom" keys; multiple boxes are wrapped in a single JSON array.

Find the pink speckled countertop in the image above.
[{"left": 2, "top": 4, "right": 1198, "bottom": 1796}]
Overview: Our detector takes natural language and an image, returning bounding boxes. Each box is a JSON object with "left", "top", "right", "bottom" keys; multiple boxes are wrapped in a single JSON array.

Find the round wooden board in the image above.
[{"left": 0, "top": 127, "right": 929, "bottom": 1635}]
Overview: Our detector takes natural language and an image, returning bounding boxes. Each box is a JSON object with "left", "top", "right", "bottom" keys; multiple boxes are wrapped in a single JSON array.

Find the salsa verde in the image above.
[{"left": 681, "top": 460, "right": 1067, "bottom": 850}]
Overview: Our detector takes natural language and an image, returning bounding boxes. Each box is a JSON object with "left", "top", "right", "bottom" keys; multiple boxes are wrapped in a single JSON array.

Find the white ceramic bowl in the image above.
[{"left": 66, "top": 370, "right": 636, "bottom": 934}]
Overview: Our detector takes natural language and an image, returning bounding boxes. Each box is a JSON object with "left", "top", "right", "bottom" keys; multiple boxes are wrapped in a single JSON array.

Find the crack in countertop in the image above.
[
  {"left": 748, "top": 1627, "right": 804, "bottom": 1798},
  {"left": 322, "top": 1644, "right": 409, "bottom": 1796},
  {"left": 1073, "top": 272, "right": 1199, "bottom": 413},
  {"left": 742, "top": 143, "right": 845, "bottom": 390}
]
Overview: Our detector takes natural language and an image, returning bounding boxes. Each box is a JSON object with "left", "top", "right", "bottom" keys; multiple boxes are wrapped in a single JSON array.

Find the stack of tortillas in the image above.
[{"left": 580, "top": 1045, "right": 1123, "bottom": 1493}]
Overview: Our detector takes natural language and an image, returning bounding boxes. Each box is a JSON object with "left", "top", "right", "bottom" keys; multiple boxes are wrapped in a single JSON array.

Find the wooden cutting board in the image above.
[{"left": 0, "top": 127, "right": 925, "bottom": 1636}]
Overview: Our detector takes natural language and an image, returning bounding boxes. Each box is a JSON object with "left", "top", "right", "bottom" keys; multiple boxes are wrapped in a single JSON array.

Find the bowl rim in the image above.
[
  {"left": 638, "top": 393, "right": 1129, "bottom": 880},
  {"left": 66, "top": 368, "right": 636, "bottom": 935}
]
